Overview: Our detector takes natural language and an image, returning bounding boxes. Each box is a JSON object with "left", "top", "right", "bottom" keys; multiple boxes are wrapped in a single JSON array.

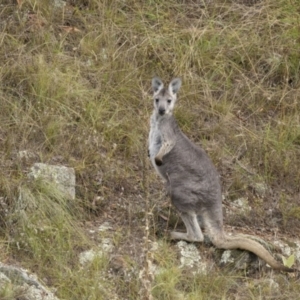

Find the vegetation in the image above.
[{"left": 0, "top": 0, "right": 300, "bottom": 299}]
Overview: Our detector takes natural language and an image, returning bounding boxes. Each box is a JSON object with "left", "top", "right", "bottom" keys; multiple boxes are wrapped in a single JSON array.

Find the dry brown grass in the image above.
[{"left": 0, "top": 0, "right": 300, "bottom": 299}]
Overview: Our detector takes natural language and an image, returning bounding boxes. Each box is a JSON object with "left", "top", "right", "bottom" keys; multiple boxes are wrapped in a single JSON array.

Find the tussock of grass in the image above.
[
  {"left": 1, "top": 0, "right": 300, "bottom": 298},
  {"left": 9, "top": 181, "right": 89, "bottom": 286}
]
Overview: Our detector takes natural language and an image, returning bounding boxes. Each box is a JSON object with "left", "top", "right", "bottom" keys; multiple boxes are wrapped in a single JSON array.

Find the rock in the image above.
[
  {"left": 79, "top": 249, "right": 101, "bottom": 265},
  {"left": 24, "top": 284, "right": 59, "bottom": 300},
  {"left": 225, "top": 197, "right": 251, "bottom": 217},
  {"left": 100, "top": 238, "right": 114, "bottom": 253},
  {"left": 252, "top": 182, "right": 268, "bottom": 197},
  {"left": 176, "top": 241, "right": 207, "bottom": 274},
  {"left": 232, "top": 197, "right": 250, "bottom": 213},
  {"left": 273, "top": 240, "right": 292, "bottom": 257},
  {"left": 294, "top": 241, "right": 300, "bottom": 262},
  {"left": 220, "top": 249, "right": 235, "bottom": 264},
  {"left": 274, "top": 239, "right": 300, "bottom": 263},
  {"left": 17, "top": 150, "right": 36, "bottom": 161},
  {"left": 177, "top": 241, "right": 201, "bottom": 268},
  {"left": 79, "top": 238, "right": 114, "bottom": 265},
  {"left": 0, "top": 263, "right": 59, "bottom": 300},
  {"left": 53, "top": 0, "right": 66, "bottom": 8},
  {"left": 219, "top": 249, "right": 256, "bottom": 271},
  {"left": 98, "top": 222, "right": 113, "bottom": 232},
  {"left": 28, "top": 163, "right": 75, "bottom": 199}
]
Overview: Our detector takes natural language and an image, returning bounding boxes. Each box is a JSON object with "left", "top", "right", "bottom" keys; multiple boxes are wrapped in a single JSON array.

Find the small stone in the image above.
[
  {"left": 233, "top": 197, "right": 250, "bottom": 212},
  {"left": 0, "top": 263, "right": 59, "bottom": 300},
  {"left": 98, "top": 222, "right": 113, "bottom": 232},
  {"left": 54, "top": 0, "right": 66, "bottom": 8},
  {"left": 273, "top": 240, "right": 291, "bottom": 257},
  {"left": 219, "top": 249, "right": 254, "bottom": 270},
  {"left": 17, "top": 150, "right": 36, "bottom": 160},
  {"left": 177, "top": 241, "right": 201, "bottom": 268},
  {"left": 226, "top": 197, "right": 250, "bottom": 216},
  {"left": 79, "top": 238, "right": 114, "bottom": 265},
  {"left": 100, "top": 238, "right": 114, "bottom": 253},
  {"left": 220, "top": 250, "right": 235, "bottom": 264},
  {"left": 79, "top": 249, "right": 101, "bottom": 265},
  {"left": 253, "top": 182, "right": 268, "bottom": 197}
]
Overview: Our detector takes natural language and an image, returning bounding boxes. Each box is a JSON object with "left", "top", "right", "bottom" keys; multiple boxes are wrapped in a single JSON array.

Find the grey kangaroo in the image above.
[{"left": 148, "top": 77, "right": 294, "bottom": 272}]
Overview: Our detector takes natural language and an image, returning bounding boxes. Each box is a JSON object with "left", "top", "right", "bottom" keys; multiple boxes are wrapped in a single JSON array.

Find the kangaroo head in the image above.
[{"left": 151, "top": 77, "right": 182, "bottom": 116}]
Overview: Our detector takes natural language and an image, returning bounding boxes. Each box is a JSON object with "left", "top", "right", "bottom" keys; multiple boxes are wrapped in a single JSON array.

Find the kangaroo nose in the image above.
[{"left": 158, "top": 108, "right": 165, "bottom": 115}]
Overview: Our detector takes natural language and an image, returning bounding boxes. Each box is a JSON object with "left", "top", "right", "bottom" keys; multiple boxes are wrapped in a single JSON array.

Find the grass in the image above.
[{"left": 1, "top": 0, "right": 300, "bottom": 298}]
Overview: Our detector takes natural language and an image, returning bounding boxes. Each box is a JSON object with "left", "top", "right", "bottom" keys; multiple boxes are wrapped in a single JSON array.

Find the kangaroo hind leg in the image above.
[{"left": 171, "top": 211, "right": 204, "bottom": 242}]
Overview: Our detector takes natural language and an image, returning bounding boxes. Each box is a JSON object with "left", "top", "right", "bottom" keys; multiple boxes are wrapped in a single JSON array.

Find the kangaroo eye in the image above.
[
  {"left": 155, "top": 98, "right": 159, "bottom": 103},
  {"left": 167, "top": 99, "right": 172, "bottom": 104}
]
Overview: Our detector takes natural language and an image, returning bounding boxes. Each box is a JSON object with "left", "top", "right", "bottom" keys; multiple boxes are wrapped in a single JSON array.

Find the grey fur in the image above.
[{"left": 148, "top": 77, "right": 295, "bottom": 272}]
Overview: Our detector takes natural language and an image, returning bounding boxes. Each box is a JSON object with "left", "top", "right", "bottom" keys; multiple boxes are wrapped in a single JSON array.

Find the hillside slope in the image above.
[{"left": 0, "top": 0, "right": 300, "bottom": 299}]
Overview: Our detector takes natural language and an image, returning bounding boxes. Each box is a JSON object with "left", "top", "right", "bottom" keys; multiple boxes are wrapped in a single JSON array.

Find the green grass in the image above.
[{"left": 1, "top": 0, "right": 300, "bottom": 299}]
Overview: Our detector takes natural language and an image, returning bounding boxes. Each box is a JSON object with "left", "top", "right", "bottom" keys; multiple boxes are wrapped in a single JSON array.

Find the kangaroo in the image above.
[{"left": 148, "top": 77, "right": 295, "bottom": 272}]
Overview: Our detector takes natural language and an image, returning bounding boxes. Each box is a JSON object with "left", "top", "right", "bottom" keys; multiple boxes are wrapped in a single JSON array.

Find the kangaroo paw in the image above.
[{"left": 170, "top": 231, "right": 203, "bottom": 242}]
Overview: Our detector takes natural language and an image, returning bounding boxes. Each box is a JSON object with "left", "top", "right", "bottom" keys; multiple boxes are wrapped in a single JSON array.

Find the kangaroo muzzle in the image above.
[{"left": 158, "top": 108, "right": 166, "bottom": 115}]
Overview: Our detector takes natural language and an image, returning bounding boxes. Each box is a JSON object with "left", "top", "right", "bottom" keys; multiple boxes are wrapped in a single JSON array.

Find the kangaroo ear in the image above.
[
  {"left": 152, "top": 77, "right": 164, "bottom": 93},
  {"left": 169, "top": 78, "right": 182, "bottom": 95}
]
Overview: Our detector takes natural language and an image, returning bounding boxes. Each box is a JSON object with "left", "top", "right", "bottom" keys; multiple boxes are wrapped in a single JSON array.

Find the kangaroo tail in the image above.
[{"left": 211, "top": 233, "right": 295, "bottom": 272}]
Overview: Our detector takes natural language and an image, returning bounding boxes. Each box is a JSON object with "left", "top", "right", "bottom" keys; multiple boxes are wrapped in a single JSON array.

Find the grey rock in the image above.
[
  {"left": 0, "top": 263, "right": 59, "bottom": 300},
  {"left": 232, "top": 197, "right": 250, "bottom": 213},
  {"left": 17, "top": 150, "right": 36, "bottom": 161},
  {"left": 177, "top": 241, "right": 201, "bottom": 268},
  {"left": 98, "top": 222, "right": 113, "bottom": 232},
  {"left": 176, "top": 241, "right": 207, "bottom": 274},
  {"left": 54, "top": 0, "right": 66, "bottom": 8},
  {"left": 252, "top": 182, "right": 269, "bottom": 197},
  {"left": 29, "top": 163, "right": 75, "bottom": 199},
  {"left": 219, "top": 249, "right": 255, "bottom": 270},
  {"left": 79, "top": 238, "right": 114, "bottom": 265}
]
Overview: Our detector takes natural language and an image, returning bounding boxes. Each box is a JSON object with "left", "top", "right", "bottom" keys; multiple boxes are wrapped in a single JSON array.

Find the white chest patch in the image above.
[{"left": 148, "top": 113, "right": 164, "bottom": 175}]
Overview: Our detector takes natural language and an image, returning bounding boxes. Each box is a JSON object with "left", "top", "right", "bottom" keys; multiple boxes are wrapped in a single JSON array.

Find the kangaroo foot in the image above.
[{"left": 170, "top": 231, "right": 203, "bottom": 242}]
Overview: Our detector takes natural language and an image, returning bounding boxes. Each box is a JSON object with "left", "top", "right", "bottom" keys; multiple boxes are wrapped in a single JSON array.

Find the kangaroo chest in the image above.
[
  {"left": 148, "top": 113, "right": 166, "bottom": 177},
  {"left": 148, "top": 114, "right": 162, "bottom": 159}
]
